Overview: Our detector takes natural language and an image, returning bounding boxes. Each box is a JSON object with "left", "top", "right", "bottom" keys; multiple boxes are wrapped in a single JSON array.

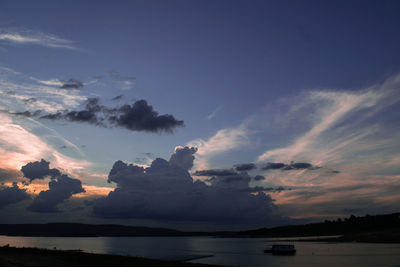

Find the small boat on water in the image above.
[{"left": 264, "top": 244, "right": 296, "bottom": 255}]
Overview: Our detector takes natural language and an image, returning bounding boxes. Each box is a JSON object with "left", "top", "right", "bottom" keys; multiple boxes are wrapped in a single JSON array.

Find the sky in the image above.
[{"left": 0, "top": 0, "right": 400, "bottom": 231}]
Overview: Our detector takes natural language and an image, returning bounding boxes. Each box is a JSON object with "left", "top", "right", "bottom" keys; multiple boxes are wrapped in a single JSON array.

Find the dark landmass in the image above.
[
  {"left": 0, "top": 246, "right": 219, "bottom": 267},
  {"left": 0, "top": 223, "right": 185, "bottom": 237},
  {"left": 0, "top": 223, "right": 231, "bottom": 237},
  {"left": 0, "top": 213, "right": 399, "bottom": 243},
  {"left": 235, "top": 213, "right": 400, "bottom": 240}
]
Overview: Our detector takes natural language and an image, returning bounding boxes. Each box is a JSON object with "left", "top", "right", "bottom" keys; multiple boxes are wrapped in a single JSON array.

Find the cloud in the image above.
[
  {"left": 254, "top": 175, "right": 265, "bottom": 181},
  {"left": 207, "top": 106, "right": 222, "bottom": 120},
  {"left": 181, "top": 73, "right": 400, "bottom": 221},
  {"left": 169, "top": 146, "right": 197, "bottom": 171},
  {"left": 21, "top": 98, "right": 37, "bottom": 104},
  {"left": 23, "top": 160, "right": 85, "bottom": 213},
  {"left": 93, "top": 148, "right": 282, "bottom": 227},
  {"left": 234, "top": 163, "right": 256, "bottom": 171},
  {"left": 112, "top": 95, "right": 123, "bottom": 101},
  {"left": 257, "top": 87, "right": 391, "bottom": 163},
  {"left": 30, "top": 77, "right": 85, "bottom": 90},
  {"left": 109, "top": 100, "right": 184, "bottom": 133},
  {"left": 0, "top": 68, "right": 86, "bottom": 113},
  {"left": 30, "top": 77, "right": 64, "bottom": 87},
  {"left": 27, "top": 174, "right": 85, "bottom": 213},
  {"left": 20, "top": 159, "right": 61, "bottom": 181},
  {"left": 0, "top": 113, "right": 91, "bottom": 178},
  {"left": 0, "top": 168, "right": 21, "bottom": 182},
  {"left": 59, "top": 79, "right": 84, "bottom": 90},
  {"left": 262, "top": 162, "right": 319, "bottom": 171},
  {"left": 193, "top": 169, "right": 238, "bottom": 177},
  {"left": 0, "top": 28, "right": 77, "bottom": 50},
  {"left": 0, "top": 184, "right": 30, "bottom": 208},
  {"left": 187, "top": 125, "right": 250, "bottom": 169},
  {"left": 40, "top": 98, "right": 184, "bottom": 133},
  {"left": 262, "top": 162, "right": 286, "bottom": 170}
]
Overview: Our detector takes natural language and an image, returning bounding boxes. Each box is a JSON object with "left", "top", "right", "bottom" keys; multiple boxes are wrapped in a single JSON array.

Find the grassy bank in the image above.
[{"left": 0, "top": 246, "right": 219, "bottom": 267}]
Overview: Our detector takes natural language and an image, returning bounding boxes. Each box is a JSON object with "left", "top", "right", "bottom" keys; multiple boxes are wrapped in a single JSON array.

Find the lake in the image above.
[{"left": 1, "top": 235, "right": 400, "bottom": 266}]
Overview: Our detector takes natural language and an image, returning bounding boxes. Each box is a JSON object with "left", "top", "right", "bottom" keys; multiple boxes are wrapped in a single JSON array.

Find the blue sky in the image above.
[{"left": 0, "top": 0, "right": 400, "bottom": 230}]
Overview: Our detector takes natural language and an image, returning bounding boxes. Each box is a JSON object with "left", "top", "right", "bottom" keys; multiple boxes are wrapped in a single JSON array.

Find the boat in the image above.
[{"left": 264, "top": 244, "right": 296, "bottom": 255}]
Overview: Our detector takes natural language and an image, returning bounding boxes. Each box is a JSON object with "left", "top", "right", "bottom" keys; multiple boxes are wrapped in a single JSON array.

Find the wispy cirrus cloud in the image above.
[
  {"left": 0, "top": 28, "right": 77, "bottom": 50},
  {"left": 185, "top": 73, "right": 400, "bottom": 220},
  {"left": 0, "top": 66, "right": 86, "bottom": 113},
  {"left": 207, "top": 105, "right": 222, "bottom": 120},
  {"left": 0, "top": 113, "right": 91, "bottom": 172}
]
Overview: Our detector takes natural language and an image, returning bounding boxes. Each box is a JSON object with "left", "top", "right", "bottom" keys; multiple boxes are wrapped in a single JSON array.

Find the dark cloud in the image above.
[
  {"left": 108, "top": 100, "right": 184, "bottom": 133},
  {"left": 112, "top": 95, "right": 123, "bottom": 101},
  {"left": 28, "top": 174, "right": 85, "bottom": 213},
  {"left": 262, "top": 163, "right": 286, "bottom": 170},
  {"left": 93, "top": 150, "right": 282, "bottom": 226},
  {"left": 20, "top": 159, "right": 61, "bottom": 181},
  {"left": 254, "top": 175, "right": 265, "bottom": 181},
  {"left": 0, "top": 184, "right": 30, "bottom": 208},
  {"left": 169, "top": 146, "right": 197, "bottom": 171},
  {"left": 22, "top": 98, "right": 37, "bottom": 104},
  {"left": 234, "top": 163, "right": 256, "bottom": 171},
  {"left": 283, "top": 162, "right": 313, "bottom": 170},
  {"left": 20, "top": 160, "right": 85, "bottom": 213},
  {"left": 193, "top": 169, "right": 238, "bottom": 176},
  {"left": 59, "top": 79, "right": 84, "bottom": 90},
  {"left": 10, "top": 110, "right": 42, "bottom": 117},
  {"left": 40, "top": 98, "right": 184, "bottom": 133},
  {"left": 40, "top": 112, "right": 63, "bottom": 120},
  {"left": 262, "top": 162, "right": 320, "bottom": 171},
  {"left": 240, "top": 186, "right": 290, "bottom": 193}
]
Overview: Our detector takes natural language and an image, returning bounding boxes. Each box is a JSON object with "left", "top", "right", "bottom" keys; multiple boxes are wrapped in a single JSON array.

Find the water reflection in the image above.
[{"left": 1, "top": 236, "right": 400, "bottom": 267}]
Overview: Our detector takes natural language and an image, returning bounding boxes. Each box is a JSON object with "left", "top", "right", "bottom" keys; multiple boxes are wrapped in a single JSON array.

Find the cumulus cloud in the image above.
[
  {"left": 28, "top": 174, "right": 85, "bottom": 212},
  {"left": 22, "top": 160, "right": 85, "bottom": 213},
  {"left": 0, "top": 184, "right": 30, "bottom": 208},
  {"left": 40, "top": 98, "right": 184, "bottom": 133},
  {"left": 169, "top": 146, "right": 197, "bottom": 171},
  {"left": 20, "top": 159, "right": 60, "bottom": 181},
  {"left": 93, "top": 148, "right": 282, "bottom": 226},
  {"left": 187, "top": 125, "right": 250, "bottom": 169}
]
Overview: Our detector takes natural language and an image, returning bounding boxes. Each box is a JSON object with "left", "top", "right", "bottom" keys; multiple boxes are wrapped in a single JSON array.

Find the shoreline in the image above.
[{"left": 0, "top": 245, "right": 220, "bottom": 267}]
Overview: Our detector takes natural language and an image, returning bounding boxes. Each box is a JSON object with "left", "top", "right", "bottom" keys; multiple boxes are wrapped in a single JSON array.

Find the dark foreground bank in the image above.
[{"left": 0, "top": 246, "right": 219, "bottom": 267}]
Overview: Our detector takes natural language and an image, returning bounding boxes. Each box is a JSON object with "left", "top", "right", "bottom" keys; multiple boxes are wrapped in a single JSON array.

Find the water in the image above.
[{"left": 1, "top": 235, "right": 400, "bottom": 267}]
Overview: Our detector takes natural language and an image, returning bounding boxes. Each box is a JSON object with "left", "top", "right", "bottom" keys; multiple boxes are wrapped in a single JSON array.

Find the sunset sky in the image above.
[{"left": 1, "top": 0, "right": 400, "bottom": 231}]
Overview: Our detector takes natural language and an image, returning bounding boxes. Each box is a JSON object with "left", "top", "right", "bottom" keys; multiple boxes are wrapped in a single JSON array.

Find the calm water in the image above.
[{"left": 1, "top": 235, "right": 400, "bottom": 267}]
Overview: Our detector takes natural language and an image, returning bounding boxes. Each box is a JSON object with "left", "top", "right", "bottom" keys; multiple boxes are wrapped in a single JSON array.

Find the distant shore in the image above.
[
  {"left": 288, "top": 228, "right": 400, "bottom": 243},
  {"left": 0, "top": 246, "right": 219, "bottom": 267}
]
